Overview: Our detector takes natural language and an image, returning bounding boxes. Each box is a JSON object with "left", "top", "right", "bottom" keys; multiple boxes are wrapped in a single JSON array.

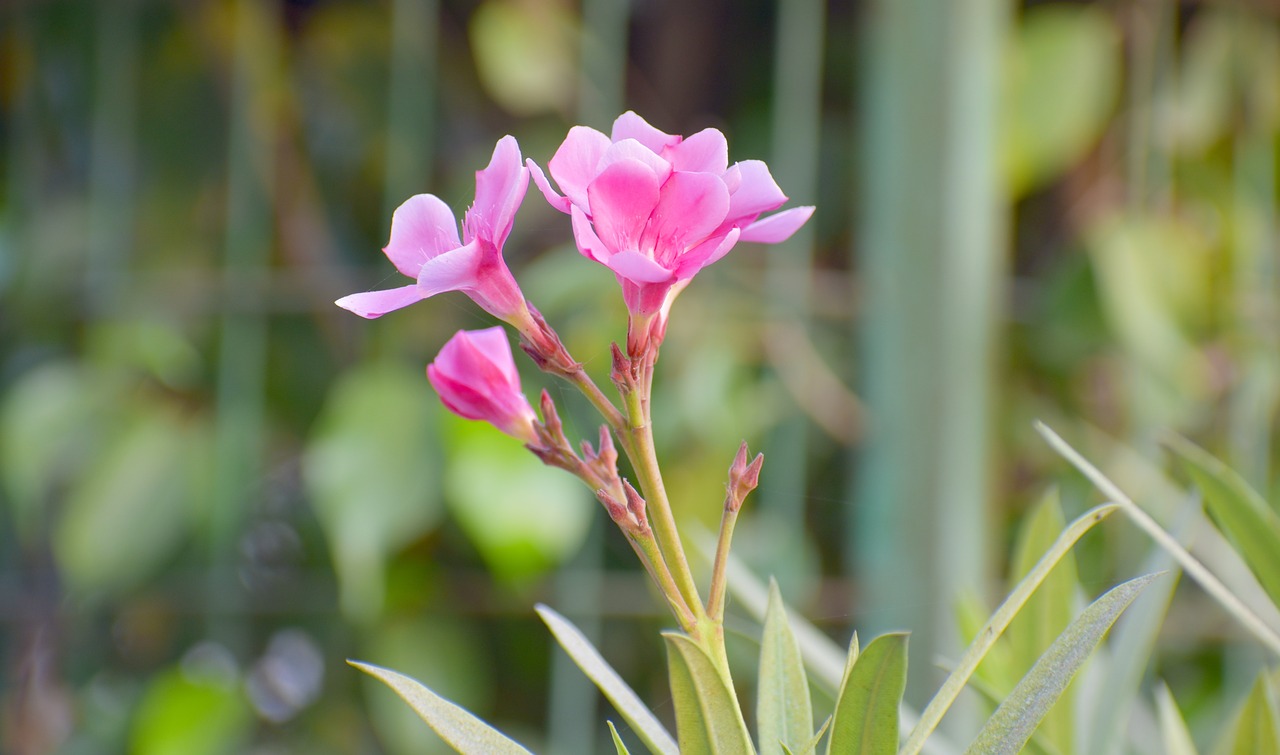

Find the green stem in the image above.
[
  {"left": 627, "top": 421, "right": 705, "bottom": 622},
  {"left": 631, "top": 531, "right": 698, "bottom": 632},
  {"left": 706, "top": 500, "right": 741, "bottom": 622},
  {"left": 567, "top": 366, "right": 626, "bottom": 434}
]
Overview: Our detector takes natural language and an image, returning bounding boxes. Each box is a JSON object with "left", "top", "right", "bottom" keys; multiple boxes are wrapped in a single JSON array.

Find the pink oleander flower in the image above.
[
  {"left": 336, "top": 135, "right": 535, "bottom": 332},
  {"left": 527, "top": 112, "right": 814, "bottom": 330},
  {"left": 427, "top": 327, "right": 539, "bottom": 444}
]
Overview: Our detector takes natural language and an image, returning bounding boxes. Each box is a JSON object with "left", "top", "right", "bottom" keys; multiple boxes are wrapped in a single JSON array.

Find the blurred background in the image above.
[{"left": 2, "top": 0, "right": 1279, "bottom": 752}]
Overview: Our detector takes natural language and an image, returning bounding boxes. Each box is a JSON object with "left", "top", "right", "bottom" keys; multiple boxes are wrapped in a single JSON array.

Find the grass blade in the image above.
[
  {"left": 900, "top": 503, "right": 1118, "bottom": 755},
  {"left": 964, "top": 573, "right": 1163, "bottom": 755}
]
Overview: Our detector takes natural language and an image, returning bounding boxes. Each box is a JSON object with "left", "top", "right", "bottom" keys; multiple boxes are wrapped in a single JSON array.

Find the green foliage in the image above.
[
  {"left": 130, "top": 667, "right": 252, "bottom": 755},
  {"left": 663, "top": 632, "right": 757, "bottom": 755},
  {"left": 965, "top": 573, "right": 1163, "bottom": 755},
  {"left": 609, "top": 721, "right": 633, "bottom": 754},
  {"left": 1155, "top": 682, "right": 1199, "bottom": 755},
  {"left": 1001, "top": 3, "right": 1121, "bottom": 195},
  {"left": 825, "top": 632, "right": 907, "bottom": 755},
  {"left": 1166, "top": 435, "right": 1280, "bottom": 608},
  {"left": 537, "top": 605, "right": 678, "bottom": 755},
  {"left": 758, "top": 579, "right": 815, "bottom": 755},
  {"left": 304, "top": 362, "right": 444, "bottom": 622},
  {"left": 350, "top": 661, "right": 533, "bottom": 754},
  {"left": 442, "top": 414, "right": 592, "bottom": 582},
  {"left": 1213, "top": 673, "right": 1280, "bottom": 755}
]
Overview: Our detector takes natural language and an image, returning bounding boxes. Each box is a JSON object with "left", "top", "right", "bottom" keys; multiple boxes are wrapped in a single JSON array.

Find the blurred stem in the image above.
[{"left": 566, "top": 367, "right": 626, "bottom": 434}]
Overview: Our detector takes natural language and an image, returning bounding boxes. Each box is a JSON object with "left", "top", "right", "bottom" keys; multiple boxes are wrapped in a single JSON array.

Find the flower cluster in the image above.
[{"left": 337, "top": 112, "right": 808, "bottom": 637}]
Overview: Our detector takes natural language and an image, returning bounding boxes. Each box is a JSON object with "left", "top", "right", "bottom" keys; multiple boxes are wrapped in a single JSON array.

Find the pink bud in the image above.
[
  {"left": 427, "top": 328, "right": 538, "bottom": 443},
  {"left": 727, "top": 442, "right": 764, "bottom": 511}
]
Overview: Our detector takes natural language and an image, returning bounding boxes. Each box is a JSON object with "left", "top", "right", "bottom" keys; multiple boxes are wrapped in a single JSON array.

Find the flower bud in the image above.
[
  {"left": 726, "top": 442, "right": 764, "bottom": 512},
  {"left": 427, "top": 328, "right": 538, "bottom": 444}
]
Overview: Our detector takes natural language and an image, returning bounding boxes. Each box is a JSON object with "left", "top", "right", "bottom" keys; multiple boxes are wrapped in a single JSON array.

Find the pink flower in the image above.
[
  {"left": 427, "top": 327, "right": 539, "bottom": 443},
  {"left": 336, "top": 136, "right": 534, "bottom": 331},
  {"left": 527, "top": 112, "right": 814, "bottom": 322}
]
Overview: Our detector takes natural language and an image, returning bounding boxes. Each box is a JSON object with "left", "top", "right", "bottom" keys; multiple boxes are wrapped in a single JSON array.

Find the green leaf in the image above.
[
  {"left": 1007, "top": 490, "right": 1079, "bottom": 754},
  {"left": 537, "top": 604, "right": 678, "bottom": 755},
  {"left": 901, "top": 503, "right": 1118, "bottom": 755},
  {"left": 304, "top": 363, "right": 443, "bottom": 621},
  {"left": 1214, "top": 673, "right": 1280, "bottom": 755},
  {"left": 826, "top": 632, "right": 908, "bottom": 755},
  {"left": 444, "top": 414, "right": 592, "bottom": 583},
  {"left": 609, "top": 721, "right": 632, "bottom": 754},
  {"left": 664, "top": 632, "right": 756, "bottom": 755},
  {"left": 1001, "top": 4, "right": 1120, "bottom": 195},
  {"left": 965, "top": 573, "right": 1163, "bottom": 755},
  {"left": 349, "top": 660, "right": 532, "bottom": 754},
  {"left": 1166, "top": 434, "right": 1280, "bottom": 608},
  {"left": 1154, "top": 682, "right": 1199, "bottom": 755},
  {"left": 758, "top": 579, "right": 814, "bottom": 755},
  {"left": 55, "top": 405, "right": 201, "bottom": 596},
  {"left": 130, "top": 667, "right": 252, "bottom": 755}
]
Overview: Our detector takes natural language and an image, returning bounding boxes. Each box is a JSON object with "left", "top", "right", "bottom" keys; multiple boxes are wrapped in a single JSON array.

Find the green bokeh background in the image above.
[{"left": 2, "top": 0, "right": 1278, "bottom": 752}]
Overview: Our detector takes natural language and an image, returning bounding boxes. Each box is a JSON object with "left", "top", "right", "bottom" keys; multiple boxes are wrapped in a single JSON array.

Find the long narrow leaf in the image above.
[
  {"left": 964, "top": 573, "right": 1163, "bottom": 755},
  {"left": 609, "top": 721, "right": 633, "bottom": 754},
  {"left": 1154, "top": 682, "right": 1198, "bottom": 755},
  {"left": 825, "top": 632, "right": 908, "bottom": 755},
  {"left": 664, "top": 633, "right": 756, "bottom": 755},
  {"left": 536, "top": 605, "right": 678, "bottom": 755},
  {"left": 900, "top": 503, "right": 1119, "bottom": 755},
  {"left": 349, "top": 660, "right": 532, "bottom": 754},
  {"left": 1165, "top": 434, "right": 1280, "bottom": 607},
  {"left": 1036, "top": 422, "right": 1280, "bottom": 658},
  {"left": 1214, "top": 673, "right": 1280, "bottom": 755},
  {"left": 759, "top": 579, "right": 815, "bottom": 755}
]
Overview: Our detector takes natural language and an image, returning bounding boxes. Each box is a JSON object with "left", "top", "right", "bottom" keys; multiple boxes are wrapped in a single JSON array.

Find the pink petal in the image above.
[
  {"left": 667, "top": 128, "right": 728, "bottom": 174},
  {"left": 725, "top": 160, "right": 788, "bottom": 221},
  {"left": 571, "top": 206, "right": 613, "bottom": 264},
  {"left": 598, "top": 139, "right": 673, "bottom": 185},
  {"left": 527, "top": 159, "right": 573, "bottom": 214},
  {"left": 640, "top": 171, "right": 730, "bottom": 266},
  {"left": 586, "top": 159, "right": 662, "bottom": 256},
  {"left": 416, "top": 239, "right": 483, "bottom": 297},
  {"left": 673, "top": 228, "right": 740, "bottom": 280},
  {"left": 384, "top": 195, "right": 463, "bottom": 278},
  {"left": 457, "top": 326, "right": 522, "bottom": 386},
  {"left": 547, "top": 126, "right": 610, "bottom": 210},
  {"left": 335, "top": 285, "right": 429, "bottom": 319},
  {"left": 469, "top": 135, "right": 528, "bottom": 248},
  {"left": 739, "top": 206, "right": 815, "bottom": 243},
  {"left": 611, "top": 111, "right": 681, "bottom": 153},
  {"left": 606, "top": 250, "right": 674, "bottom": 284}
]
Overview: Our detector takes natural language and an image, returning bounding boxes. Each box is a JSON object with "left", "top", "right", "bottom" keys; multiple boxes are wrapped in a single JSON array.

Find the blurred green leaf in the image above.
[
  {"left": 1166, "top": 435, "right": 1280, "bottom": 608},
  {"left": 1213, "top": 673, "right": 1280, "bottom": 755},
  {"left": 54, "top": 404, "right": 202, "bottom": 596},
  {"left": 304, "top": 362, "right": 443, "bottom": 622},
  {"left": 351, "top": 661, "right": 532, "bottom": 754},
  {"left": 469, "top": 0, "right": 577, "bottom": 116},
  {"left": 537, "top": 604, "right": 678, "bottom": 755},
  {"left": 1155, "top": 682, "right": 1199, "bottom": 755},
  {"left": 443, "top": 414, "right": 591, "bottom": 582},
  {"left": 130, "top": 667, "right": 252, "bottom": 755},
  {"left": 825, "top": 632, "right": 907, "bottom": 755},
  {"left": 610, "top": 721, "right": 633, "bottom": 755},
  {"left": 1, "top": 362, "right": 98, "bottom": 541},
  {"left": 664, "top": 632, "right": 756, "bottom": 755},
  {"left": 361, "top": 616, "right": 493, "bottom": 755},
  {"left": 1007, "top": 490, "right": 1078, "bottom": 754},
  {"left": 1001, "top": 4, "right": 1120, "bottom": 195},
  {"left": 965, "top": 573, "right": 1162, "bottom": 755},
  {"left": 758, "top": 578, "right": 814, "bottom": 755}
]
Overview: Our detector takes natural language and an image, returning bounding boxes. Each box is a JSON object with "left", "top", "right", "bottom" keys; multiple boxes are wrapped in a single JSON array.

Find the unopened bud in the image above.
[
  {"left": 622, "top": 479, "right": 649, "bottom": 531},
  {"left": 727, "top": 442, "right": 764, "bottom": 511},
  {"left": 539, "top": 390, "right": 562, "bottom": 436},
  {"left": 609, "top": 343, "right": 630, "bottom": 393},
  {"left": 596, "top": 488, "right": 629, "bottom": 524},
  {"left": 595, "top": 426, "right": 618, "bottom": 468}
]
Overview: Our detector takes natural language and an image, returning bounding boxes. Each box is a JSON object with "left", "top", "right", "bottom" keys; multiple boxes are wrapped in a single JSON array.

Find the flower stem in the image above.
[
  {"left": 630, "top": 531, "right": 698, "bottom": 632},
  {"left": 706, "top": 501, "right": 741, "bottom": 622},
  {"left": 567, "top": 367, "right": 626, "bottom": 434}
]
